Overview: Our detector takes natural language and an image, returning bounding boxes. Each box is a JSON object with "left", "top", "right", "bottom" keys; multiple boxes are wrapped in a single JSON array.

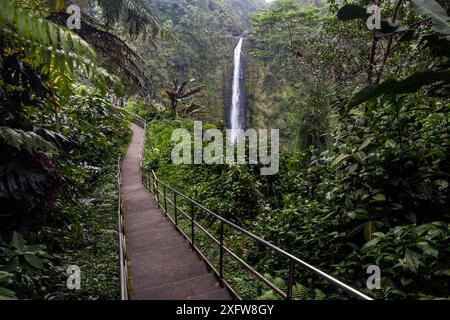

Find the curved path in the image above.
[{"left": 121, "top": 124, "right": 232, "bottom": 300}]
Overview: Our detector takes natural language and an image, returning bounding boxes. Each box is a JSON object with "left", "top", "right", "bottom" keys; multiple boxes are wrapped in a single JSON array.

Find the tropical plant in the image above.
[
  {"left": 0, "top": 271, "right": 16, "bottom": 300},
  {"left": 164, "top": 77, "right": 206, "bottom": 116},
  {"left": 44, "top": 0, "right": 167, "bottom": 98},
  {"left": 0, "top": 232, "right": 53, "bottom": 299},
  {"left": 0, "top": 0, "right": 108, "bottom": 89}
]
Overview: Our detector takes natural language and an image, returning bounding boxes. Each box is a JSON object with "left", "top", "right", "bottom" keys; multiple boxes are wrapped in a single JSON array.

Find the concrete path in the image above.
[{"left": 121, "top": 124, "right": 232, "bottom": 300}]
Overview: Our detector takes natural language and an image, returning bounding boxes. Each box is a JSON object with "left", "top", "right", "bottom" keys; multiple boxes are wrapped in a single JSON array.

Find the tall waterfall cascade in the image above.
[{"left": 229, "top": 37, "right": 245, "bottom": 142}]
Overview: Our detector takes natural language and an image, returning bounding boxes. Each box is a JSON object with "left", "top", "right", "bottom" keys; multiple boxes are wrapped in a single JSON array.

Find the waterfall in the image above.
[{"left": 229, "top": 37, "right": 244, "bottom": 143}]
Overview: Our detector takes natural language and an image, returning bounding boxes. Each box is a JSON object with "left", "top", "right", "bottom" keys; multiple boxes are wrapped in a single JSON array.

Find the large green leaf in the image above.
[
  {"left": 404, "top": 249, "right": 421, "bottom": 273},
  {"left": 417, "top": 242, "right": 439, "bottom": 258},
  {"left": 332, "top": 154, "right": 351, "bottom": 167},
  {"left": 358, "top": 137, "right": 375, "bottom": 151},
  {"left": 348, "top": 70, "right": 450, "bottom": 107},
  {"left": 411, "top": 0, "right": 450, "bottom": 35},
  {"left": 12, "top": 232, "right": 25, "bottom": 252},
  {"left": 24, "top": 254, "right": 44, "bottom": 269},
  {"left": 348, "top": 78, "right": 397, "bottom": 108},
  {"left": 372, "top": 193, "right": 386, "bottom": 202}
]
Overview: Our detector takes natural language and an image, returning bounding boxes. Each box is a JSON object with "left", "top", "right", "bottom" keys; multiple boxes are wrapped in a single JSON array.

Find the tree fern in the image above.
[
  {"left": 47, "top": 11, "right": 153, "bottom": 97},
  {"left": 0, "top": 0, "right": 110, "bottom": 90},
  {"left": 96, "top": 0, "right": 165, "bottom": 39}
]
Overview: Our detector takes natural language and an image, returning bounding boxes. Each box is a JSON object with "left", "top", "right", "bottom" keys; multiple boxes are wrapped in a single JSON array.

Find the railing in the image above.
[
  {"left": 121, "top": 108, "right": 146, "bottom": 129},
  {"left": 121, "top": 108, "right": 372, "bottom": 301},
  {"left": 117, "top": 110, "right": 146, "bottom": 300},
  {"left": 142, "top": 170, "right": 373, "bottom": 301},
  {"left": 130, "top": 114, "right": 146, "bottom": 129},
  {"left": 117, "top": 157, "right": 129, "bottom": 300}
]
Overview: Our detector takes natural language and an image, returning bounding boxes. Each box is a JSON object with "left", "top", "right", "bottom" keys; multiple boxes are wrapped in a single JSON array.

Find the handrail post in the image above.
[
  {"left": 164, "top": 185, "right": 167, "bottom": 213},
  {"left": 191, "top": 202, "right": 195, "bottom": 249},
  {"left": 156, "top": 180, "right": 159, "bottom": 206},
  {"left": 146, "top": 169, "right": 372, "bottom": 301},
  {"left": 174, "top": 191, "right": 178, "bottom": 226},
  {"left": 287, "top": 260, "right": 295, "bottom": 300},
  {"left": 219, "top": 220, "right": 224, "bottom": 285}
]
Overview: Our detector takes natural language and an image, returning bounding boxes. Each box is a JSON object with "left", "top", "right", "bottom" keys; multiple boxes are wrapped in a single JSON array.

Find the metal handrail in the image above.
[
  {"left": 116, "top": 109, "right": 146, "bottom": 300},
  {"left": 139, "top": 121, "right": 147, "bottom": 170},
  {"left": 117, "top": 157, "right": 129, "bottom": 300},
  {"left": 143, "top": 170, "right": 373, "bottom": 301},
  {"left": 122, "top": 108, "right": 372, "bottom": 301}
]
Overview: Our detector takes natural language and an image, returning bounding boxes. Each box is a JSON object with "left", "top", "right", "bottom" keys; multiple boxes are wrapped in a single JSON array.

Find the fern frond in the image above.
[
  {"left": 292, "top": 283, "right": 311, "bottom": 300},
  {"left": 0, "top": 160, "right": 57, "bottom": 200},
  {"left": 257, "top": 290, "right": 279, "bottom": 300},
  {"left": 0, "top": 0, "right": 108, "bottom": 89},
  {"left": 0, "top": 127, "right": 55, "bottom": 153},
  {"left": 272, "top": 277, "right": 287, "bottom": 293},
  {"left": 119, "top": 0, "right": 164, "bottom": 39},
  {"left": 314, "top": 288, "right": 326, "bottom": 300},
  {"left": 47, "top": 11, "right": 153, "bottom": 97},
  {"left": 33, "top": 127, "right": 74, "bottom": 146}
]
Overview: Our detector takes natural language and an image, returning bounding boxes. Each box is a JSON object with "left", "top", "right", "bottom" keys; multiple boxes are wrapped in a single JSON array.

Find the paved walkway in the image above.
[{"left": 121, "top": 124, "right": 232, "bottom": 300}]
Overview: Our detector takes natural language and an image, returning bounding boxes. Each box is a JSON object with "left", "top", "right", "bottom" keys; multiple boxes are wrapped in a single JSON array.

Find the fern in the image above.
[
  {"left": 257, "top": 290, "right": 279, "bottom": 300},
  {"left": 257, "top": 273, "right": 322, "bottom": 300},
  {"left": 97, "top": 0, "right": 165, "bottom": 39},
  {"left": 272, "top": 276, "right": 288, "bottom": 293},
  {"left": 292, "top": 283, "right": 312, "bottom": 300},
  {"left": 0, "top": 271, "right": 17, "bottom": 300},
  {"left": 0, "top": 160, "right": 57, "bottom": 200},
  {"left": 0, "top": 127, "right": 55, "bottom": 153},
  {"left": 314, "top": 288, "right": 327, "bottom": 300},
  {"left": 0, "top": 0, "right": 109, "bottom": 89}
]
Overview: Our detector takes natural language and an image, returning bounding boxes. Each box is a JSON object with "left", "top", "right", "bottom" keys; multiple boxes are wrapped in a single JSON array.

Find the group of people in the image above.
[{"left": 107, "top": 92, "right": 127, "bottom": 108}]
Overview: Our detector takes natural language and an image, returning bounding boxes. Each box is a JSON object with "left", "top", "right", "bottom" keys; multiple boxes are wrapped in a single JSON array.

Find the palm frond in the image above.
[{"left": 180, "top": 103, "right": 206, "bottom": 116}]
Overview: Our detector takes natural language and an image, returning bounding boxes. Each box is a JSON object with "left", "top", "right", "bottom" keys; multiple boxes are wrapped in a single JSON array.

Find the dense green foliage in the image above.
[
  {"left": 132, "top": 0, "right": 267, "bottom": 121},
  {"left": 1, "top": 0, "right": 450, "bottom": 301},
  {"left": 0, "top": 0, "right": 131, "bottom": 299},
  {"left": 140, "top": 0, "right": 450, "bottom": 300}
]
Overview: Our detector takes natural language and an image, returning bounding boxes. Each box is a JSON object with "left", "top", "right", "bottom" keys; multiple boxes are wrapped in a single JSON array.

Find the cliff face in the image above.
[
  {"left": 243, "top": 38, "right": 285, "bottom": 131},
  {"left": 136, "top": 0, "right": 267, "bottom": 123}
]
